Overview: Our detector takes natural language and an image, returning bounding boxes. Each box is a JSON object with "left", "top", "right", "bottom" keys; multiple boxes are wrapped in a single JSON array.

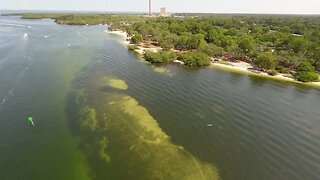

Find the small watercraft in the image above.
[
  {"left": 207, "top": 123, "right": 214, "bottom": 127},
  {"left": 1, "top": 98, "right": 6, "bottom": 104}
]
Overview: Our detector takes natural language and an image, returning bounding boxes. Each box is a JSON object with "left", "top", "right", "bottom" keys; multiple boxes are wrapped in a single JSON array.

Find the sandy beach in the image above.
[
  {"left": 106, "top": 30, "right": 130, "bottom": 45},
  {"left": 133, "top": 44, "right": 162, "bottom": 55},
  {"left": 107, "top": 30, "right": 162, "bottom": 55},
  {"left": 211, "top": 61, "right": 320, "bottom": 87}
]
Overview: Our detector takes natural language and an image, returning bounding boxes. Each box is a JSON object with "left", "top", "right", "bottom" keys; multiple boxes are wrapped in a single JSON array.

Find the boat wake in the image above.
[
  {"left": 0, "top": 88, "right": 15, "bottom": 106},
  {"left": 76, "top": 31, "right": 89, "bottom": 40},
  {"left": 43, "top": 31, "right": 61, "bottom": 38},
  {"left": 1, "top": 98, "right": 6, "bottom": 105},
  {"left": 8, "top": 88, "right": 14, "bottom": 96},
  {"left": 27, "top": 57, "right": 34, "bottom": 61},
  {"left": 1, "top": 56, "right": 35, "bottom": 106},
  {"left": 0, "top": 22, "right": 26, "bottom": 27},
  {"left": 20, "top": 56, "right": 35, "bottom": 73}
]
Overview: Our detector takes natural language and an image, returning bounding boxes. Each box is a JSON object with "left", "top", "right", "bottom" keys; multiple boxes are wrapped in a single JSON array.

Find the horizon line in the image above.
[{"left": 1, "top": 9, "right": 320, "bottom": 16}]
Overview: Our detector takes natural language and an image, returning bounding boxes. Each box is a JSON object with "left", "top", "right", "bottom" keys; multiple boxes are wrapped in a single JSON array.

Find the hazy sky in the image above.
[{"left": 1, "top": 0, "right": 320, "bottom": 14}]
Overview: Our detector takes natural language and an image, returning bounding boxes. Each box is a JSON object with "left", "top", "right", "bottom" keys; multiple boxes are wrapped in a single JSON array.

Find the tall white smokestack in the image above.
[{"left": 149, "top": 0, "right": 152, "bottom": 16}]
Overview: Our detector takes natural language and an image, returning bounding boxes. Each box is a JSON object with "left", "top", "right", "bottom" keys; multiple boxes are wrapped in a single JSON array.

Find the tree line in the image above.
[{"left": 122, "top": 16, "right": 320, "bottom": 82}]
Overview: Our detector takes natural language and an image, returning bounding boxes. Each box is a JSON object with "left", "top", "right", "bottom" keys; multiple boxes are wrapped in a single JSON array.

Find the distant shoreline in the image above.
[{"left": 2, "top": 11, "right": 320, "bottom": 16}]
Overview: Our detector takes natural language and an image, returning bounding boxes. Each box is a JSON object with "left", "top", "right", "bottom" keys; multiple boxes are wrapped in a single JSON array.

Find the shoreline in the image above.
[
  {"left": 211, "top": 62, "right": 320, "bottom": 88},
  {"left": 106, "top": 30, "right": 162, "bottom": 55},
  {"left": 107, "top": 30, "right": 320, "bottom": 88},
  {"left": 106, "top": 30, "right": 130, "bottom": 45}
]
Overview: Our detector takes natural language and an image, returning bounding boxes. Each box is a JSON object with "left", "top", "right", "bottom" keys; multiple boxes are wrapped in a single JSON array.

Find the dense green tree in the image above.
[
  {"left": 198, "top": 43, "right": 225, "bottom": 57},
  {"left": 175, "top": 35, "right": 189, "bottom": 50},
  {"left": 288, "top": 37, "right": 308, "bottom": 53},
  {"left": 251, "top": 25, "right": 264, "bottom": 34},
  {"left": 296, "top": 61, "right": 315, "bottom": 72},
  {"left": 254, "top": 52, "right": 276, "bottom": 70},
  {"left": 295, "top": 71, "right": 319, "bottom": 82},
  {"left": 157, "top": 22, "right": 169, "bottom": 31},
  {"left": 276, "top": 53, "right": 300, "bottom": 68},
  {"left": 187, "top": 22, "right": 202, "bottom": 34},
  {"left": 131, "top": 32, "right": 143, "bottom": 44},
  {"left": 225, "top": 27, "right": 238, "bottom": 36},
  {"left": 187, "top": 34, "right": 205, "bottom": 49},
  {"left": 175, "top": 34, "right": 204, "bottom": 50},
  {"left": 294, "top": 61, "right": 319, "bottom": 82},
  {"left": 238, "top": 35, "right": 257, "bottom": 56},
  {"left": 309, "top": 31, "right": 320, "bottom": 42},
  {"left": 206, "top": 28, "right": 222, "bottom": 44},
  {"left": 308, "top": 44, "right": 320, "bottom": 71},
  {"left": 274, "top": 33, "right": 290, "bottom": 50},
  {"left": 291, "top": 22, "right": 305, "bottom": 35},
  {"left": 159, "top": 34, "right": 179, "bottom": 50},
  {"left": 144, "top": 51, "right": 177, "bottom": 64},
  {"left": 125, "top": 26, "right": 135, "bottom": 36},
  {"left": 177, "top": 52, "right": 210, "bottom": 67},
  {"left": 127, "top": 45, "right": 138, "bottom": 51},
  {"left": 279, "top": 26, "right": 291, "bottom": 33},
  {"left": 315, "top": 62, "right": 320, "bottom": 72},
  {"left": 169, "top": 23, "right": 187, "bottom": 35},
  {"left": 137, "top": 24, "right": 156, "bottom": 40}
]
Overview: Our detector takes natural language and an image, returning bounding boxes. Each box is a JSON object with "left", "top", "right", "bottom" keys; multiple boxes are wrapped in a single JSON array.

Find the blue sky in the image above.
[{"left": 1, "top": 0, "right": 320, "bottom": 14}]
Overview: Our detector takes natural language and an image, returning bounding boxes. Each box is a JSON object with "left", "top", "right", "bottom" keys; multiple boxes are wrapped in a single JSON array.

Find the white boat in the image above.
[
  {"left": 1, "top": 98, "right": 6, "bottom": 104},
  {"left": 173, "top": 60, "right": 185, "bottom": 65},
  {"left": 23, "top": 33, "right": 28, "bottom": 37},
  {"left": 207, "top": 123, "right": 214, "bottom": 127}
]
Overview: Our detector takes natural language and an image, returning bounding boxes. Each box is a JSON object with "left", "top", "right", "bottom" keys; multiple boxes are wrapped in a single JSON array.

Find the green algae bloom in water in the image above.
[
  {"left": 79, "top": 108, "right": 98, "bottom": 131},
  {"left": 104, "top": 93, "right": 220, "bottom": 179},
  {"left": 103, "top": 77, "right": 128, "bottom": 90},
  {"left": 151, "top": 65, "right": 174, "bottom": 76},
  {"left": 72, "top": 74, "right": 220, "bottom": 179}
]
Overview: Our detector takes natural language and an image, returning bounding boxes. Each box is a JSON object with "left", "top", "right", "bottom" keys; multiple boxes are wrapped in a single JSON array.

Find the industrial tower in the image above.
[{"left": 149, "top": 0, "right": 152, "bottom": 16}]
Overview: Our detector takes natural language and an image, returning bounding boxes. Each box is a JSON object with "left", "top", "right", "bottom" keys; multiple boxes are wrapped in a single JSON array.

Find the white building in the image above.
[{"left": 160, "top": 7, "right": 171, "bottom": 17}]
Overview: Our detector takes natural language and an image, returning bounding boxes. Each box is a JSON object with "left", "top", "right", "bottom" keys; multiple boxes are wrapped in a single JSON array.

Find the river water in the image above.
[{"left": 0, "top": 16, "right": 319, "bottom": 180}]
